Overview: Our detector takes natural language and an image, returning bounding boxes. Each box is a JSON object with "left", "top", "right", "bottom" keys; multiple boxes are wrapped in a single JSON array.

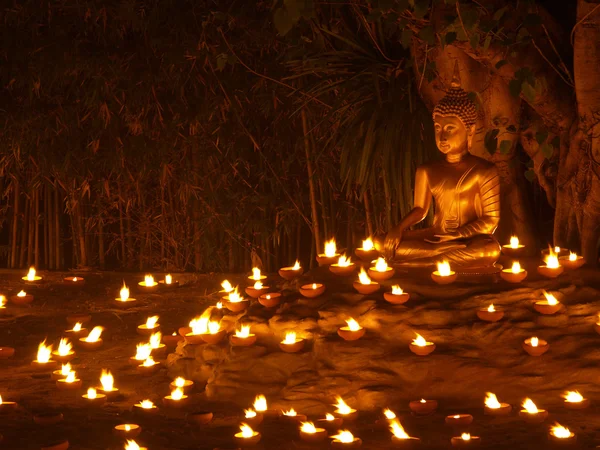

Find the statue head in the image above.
[{"left": 432, "top": 62, "right": 477, "bottom": 155}]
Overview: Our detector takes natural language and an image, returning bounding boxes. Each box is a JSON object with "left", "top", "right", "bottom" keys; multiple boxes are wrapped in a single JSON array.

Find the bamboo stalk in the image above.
[
  {"left": 27, "top": 191, "right": 35, "bottom": 266},
  {"left": 54, "top": 187, "right": 61, "bottom": 269},
  {"left": 34, "top": 188, "right": 40, "bottom": 268},
  {"left": 45, "top": 185, "right": 51, "bottom": 269},
  {"left": 301, "top": 108, "right": 322, "bottom": 256},
  {"left": 10, "top": 180, "right": 19, "bottom": 268},
  {"left": 98, "top": 217, "right": 105, "bottom": 269},
  {"left": 19, "top": 195, "right": 29, "bottom": 268},
  {"left": 363, "top": 190, "right": 374, "bottom": 237}
]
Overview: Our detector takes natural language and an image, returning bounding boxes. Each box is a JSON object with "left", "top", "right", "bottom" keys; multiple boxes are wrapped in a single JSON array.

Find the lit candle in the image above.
[
  {"left": 220, "top": 279, "right": 234, "bottom": 293},
  {"left": 245, "top": 280, "right": 270, "bottom": 298},
  {"left": 548, "top": 423, "right": 576, "bottom": 444},
  {"left": 223, "top": 287, "right": 249, "bottom": 312},
  {"left": 169, "top": 377, "right": 194, "bottom": 394},
  {"left": 0, "top": 295, "right": 7, "bottom": 312},
  {"left": 390, "top": 419, "right": 421, "bottom": 446},
  {"left": 0, "top": 394, "right": 18, "bottom": 412},
  {"left": 338, "top": 318, "right": 366, "bottom": 341},
  {"left": 125, "top": 440, "right": 147, "bottom": 450},
  {"left": 383, "top": 285, "right": 410, "bottom": 304},
  {"left": 248, "top": 267, "right": 267, "bottom": 281},
  {"left": 563, "top": 390, "right": 590, "bottom": 409},
  {"left": 115, "top": 282, "right": 136, "bottom": 306},
  {"left": 52, "top": 363, "right": 73, "bottom": 381},
  {"left": 355, "top": 238, "right": 379, "bottom": 261},
  {"left": 11, "top": 290, "right": 33, "bottom": 305},
  {"left": 63, "top": 276, "right": 85, "bottom": 285},
  {"left": 158, "top": 273, "right": 179, "bottom": 287},
  {"left": 353, "top": 268, "right": 380, "bottom": 294},
  {"left": 279, "top": 260, "right": 303, "bottom": 280},
  {"left": 368, "top": 257, "right": 395, "bottom": 281},
  {"left": 22, "top": 266, "right": 42, "bottom": 282},
  {"left": 502, "top": 236, "right": 525, "bottom": 257},
  {"left": 484, "top": 392, "right": 512, "bottom": 415},
  {"left": 477, "top": 304, "right": 504, "bottom": 322},
  {"left": 98, "top": 369, "right": 119, "bottom": 398},
  {"left": 299, "top": 422, "right": 327, "bottom": 443},
  {"left": 148, "top": 331, "right": 166, "bottom": 355},
  {"left": 114, "top": 424, "right": 141, "bottom": 439},
  {"left": 280, "top": 408, "right": 307, "bottom": 423},
  {"left": 519, "top": 398, "right": 548, "bottom": 423},
  {"left": 230, "top": 325, "right": 257, "bottom": 347},
  {"left": 133, "top": 399, "right": 158, "bottom": 414},
  {"left": 234, "top": 423, "right": 262, "bottom": 447},
  {"left": 51, "top": 338, "right": 75, "bottom": 363},
  {"left": 522, "top": 337, "right": 549, "bottom": 356},
  {"left": 316, "top": 238, "right": 340, "bottom": 266},
  {"left": 198, "top": 320, "right": 225, "bottom": 344},
  {"left": 31, "top": 340, "right": 57, "bottom": 370},
  {"left": 299, "top": 282, "right": 326, "bottom": 298},
  {"left": 409, "top": 398, "right": 438, "bottom": 415},
  {"left": 316, "top": 413, "right": 343, "bottom": 430},
  {"left": 559, "top": 251, "right": 585, "bottom": 270},
  {"left": 82, "top": 387, "right": 106, "bottom": 406},
  {"left": 409, "top": 333, "right": 435, "bottom": 356},
  {"left": 500, "top": 261, "right": 528, "bottom": 283},
  {"left": 139, "top": 274, "right": 158, "bottom": 288},
  {"left": 137, "top": 356, "right": 160, "bottom": 375},
  {"left": 78, "top": 326, "right": 104, "bottom": 350},
  {"left": 279, "top": 331, "right": 305, "bottom": 353},
  {"left": 450, "top": 432, "right": 481, "bottom": 447},
  {"left": 331, "top": 430, "right": 362, "bottom": 449},
  {"left": 65, "top": 321, "right": 87, "bottom": 337},
  {"left": 56, "top": 370, "right": 82, "bottom": 390},
  {"left": 259, "top": 292, "right": 282, "bottom": 308},
  {"left": 130, "top": 343, "right": 152, "bottom": 366},
  {"left": 253, "top": 394, "right": 276, "bottom": 417},
  {"left": 243, "top": 408, "right": 263, "bottom": 427},
  {"left": 534, "top": 291, "right": 562, "bottom": 315},
  {"left": 163, "top": 387, "right": 188, "bottom": 408},
  {"left": 333, "top": 396, "right": 358, "bottom": 421},
  {"left": 445, "top": 414, "right": 473, "bottom": 426},
  {"left": 431, "top": 261, "right": 457, "bottom": 284},
  {"left": 137, "top": 315, "right": 160, "bottom": 336},
  {"left": 538, "top": 250, "right": 564, "bottom": 278},
  {"left": 330, "top": 255, "right": 356, "bottom": 276}
]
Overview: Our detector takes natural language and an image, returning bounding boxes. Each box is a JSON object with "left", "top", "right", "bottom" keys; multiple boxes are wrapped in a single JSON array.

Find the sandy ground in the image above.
[{"left": 1, "top": 260, "right": 600, "bottom": 449}]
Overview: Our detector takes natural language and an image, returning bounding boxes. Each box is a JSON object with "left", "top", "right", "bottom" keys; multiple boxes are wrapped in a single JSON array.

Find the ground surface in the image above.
[{"left": 1, "top": 258, "right": 600, "bottom": 449}]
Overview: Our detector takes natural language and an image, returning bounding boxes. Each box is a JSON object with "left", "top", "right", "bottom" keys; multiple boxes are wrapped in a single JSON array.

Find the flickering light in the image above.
[
  {"left": 283, "top": 408, "right": 297, "bottom": 417},
  {"left": 190, "top": 317, "right": 209, "bottom": 335},
  {"left": 358, "top": 269, "right": 372, "bottom": 285},
  {"left": 301, "top": 422, "right": 317, "bottom": 433},
  {"left": 545, "top": 253, "right": 560, "bottom": 269},
  {"left": 253, "top": 281, "right": 263, "bottom": 290},
  {"left": 283, "top": 331, "right": 298, "bottom": 345},
  {"left": 138, "top": 400, "right": 155, "bottom": 409},
  {"left": 374, "top": 257, "right": 388, "bottom": 272},
  {"left": 235, "top": 325, "right": 251, "bottom": 338},
  {"left": 512, "top": 261, "right": 522, "bottom": 273},
  {"left": 254, "top": 395, "right": 267, "bottom": 412},
  {"left": 432, "top": 260, "right": 456, "bottom": 284},
  {"left": 141, "top": 356, "right": 157, "bottom": 367},
  {"left": 245, "top": 409, "right": 257, "bottom": 418},
  {"left": 149, "top": 331, "right": 162, "bottom": 350},
  {"left": 234, "top": 423, "right": 261, "bottom": 445},
  {"left": 100, "top": 369, "right": 115, "bottom": 392},
  {"left": 0, "top": 295, "right": 5, "bottom": 309},
  {"left": 125, "top": 440, "right": 145, "bottom": 450},
  {"left": 24, "top": 267, "right": 41, "bottom": 282},
  {"left": 221, "top": 280, "right": 233, "bottom": 292},
  {"left": 510, "top": 236, "right": 519, "bottom": 249},
  {"left": 17, "top": 290, "right": 27, "bottom": 297},
  {"left": 487, "top": 304, "right": 495, "bottom": 312},
  {"left": 334, "top": 397, "right": 356, "bottom": 417},
  {"left": 135, "top": 343, "right": 152, "bottom": 361},
  {"left": 554, "top": 246, "right": 561, "bottom": 253},
  {"left": 73, "top": 323, "right": 82, "bottom": 332},
  {"left": 165, "top": 274, "right": 173, "bottom": 284},
  {"left": 383, "top": 409, "right": 396, "bottom": 420},
  {"left": 392, "top": 285, "right": 403, "bottom": 295},
  {"left": 293, "top": 260, "right": 301, "bottom": 270},
  {"left": 569, "top": 252, "right": 577, "bottom": 261},
  {"left": 83, "top": 326, "right": 103, "bottom": 342},
  {"left": 207, "top": 321, "right": 221, "bottom": 335},
  {"left": 564, "top": 391, "right": 583, "bottom": 403},
  {"left": 251, "top": 267, "right": 263, "bottom": 281},
  {"left": 57, "top": 339, "right": 72, "bottom": 356},
  {"left": 461, "top": 433, "right": 471, "bottom": 441},
  {"left": 325, "top": 413, "right": 335, "bottom": 421},
  {"left": 337, "top": 255, "right": 352, "bottom": 267},
  {"left": 412, "top": 334, "right": 428, "bottom": 347},
  {"left": 550, "top": 424, "right": 573, "bottom": 439},
  {"left": 390, "top": 420, "right": 410, "bottom": 439},
  {"left": 362, "top": 238, "right": 374, "bottom": 251},
  {"left": 216, "top": 301, "right": 223, "bottom": 309},
  {"left": 485, "top": 393, "right": 501, "bottom": 409},
  {"left": 171, "top": 387, "right": 184, "bottom": 401},
  {"left": 60, "top": 363, "right": 72, "bottom": 377},
  {"left": 141, "top": 274, "right": 157, "bottom": 287},
  {"left": 87, "top": 388, "right": 97, "bottom": 399},
  {"left": 544, "top": 291, "right": 558, "bottom": 305},
  {"left": 145, "top": 316, "right": 159, "bottom": 329},
  {"left": 437, "top": 261, "right": 451, "bottom": 276},
  {"left": 522, "top": 398, "right": 539, "bottom": 414},
  {"left": 324, "top": 239, "right": 337, "bottom": 257},
  {"left": 36, "top": 340, "right": 52, "bottom": 363},
  {"left": 331, "top": 430, "right": 356, "bottom": 444}
]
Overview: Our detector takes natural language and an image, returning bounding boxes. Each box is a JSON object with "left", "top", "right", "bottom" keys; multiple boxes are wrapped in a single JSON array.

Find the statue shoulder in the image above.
[{"left": 471, "top": 155, "right": 498, "bottom": 175}]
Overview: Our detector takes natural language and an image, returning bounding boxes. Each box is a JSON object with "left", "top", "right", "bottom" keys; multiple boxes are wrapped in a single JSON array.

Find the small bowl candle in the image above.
[
  {"left": 220, "top": 279, "right": 235, "bottom": 294},
  {"left": 148, "top": 331, "right": 166, "bottom": 355},
  {"left": 63, "top": 276, "right": 85, "bottom": 286},
  {"left": 98, "top": 369, "right": 119, "bottom": 399},
  {"left": 125, "top": 440, "right": 147, "bottom": 450},
  {"left": 253, "top": 394, "right": 278, "bottom": 418},
  {"left": 477, "top": 304, "right": 504, "bottom": 322},
  {"left": 299, "top": 421, "right": 327, "bottom": 443},
  {"left": 279, "top": 261, "right": 303, "bottom": 280},
  {"left": 243, "top": 409, "right": 263, "bottom": 427},
  {"left": 11, "top": 290, "right": 33, "bottom": 306},
  {"left": 33, "top": 412, "right": 63, "bottom": 425},
  {"left": 451, "top": 433, "right": 481, "bottom": 447},
  {"left": 137, "top": 356, "right": 160, "bottom": 375},
  {"left": 375, "top": 409, "right": 398, "bottom": 428},
  {"left": 23, "top": 267, "right": 42, "bottom": 282},
  {"left": 316, "top": 238, "right": 339, "bottom": 266},
  {"left": 223, "top": 288, "right": 250, "bottom": 312},
  {"left": 548, "top": 423, "right": 576, "bottom": 444},
  {"left": 234, "top": 423, "right": 261, "bottom": 447},
  {"left": 163, "top": 387, "right": 188, "bottom": 408},
  {"left": 368, "top": 257, "right": 395, "bottom": 282},
  {"left": 230, "top": 325, "right": 257, "bottom": 347},
  {"left": 64, "top": 322, "right": 87, "bottom": 338},
  {"left": 409, "top": 399, "right": 438, "bottom": 415},
  {"left": 130, "top": 343, "right": 152, "bottom": 366},
  {"left": 115, "top": 283, "right": 137, "bottom": 307},
  {"left": 519, "top": 398, "right": 548, "bottom": 423},
  {"left": 0, "top": 395, "right": 18, "bottom": 412},
  {"left": 56, "top": 371, "right": 82, "bottom": 390},
  {"left": 199, "top": 321, "right": 226, "bottom": 345},
  {"left": 280, "top": 408, "right": 307, "bottom": 423},
  {"left": 0, "top": 347, "right": 15, "bottom": 359},
  {"left": 133, "top": 400, "right": 158, "bottom": 415},
  {"left": 560, "top": 252, "right": 585, "bottom": 270},
  {"left": 184, "top": 317, "right": 209, "bottom": 344},
  {"left": 78, "top": 326, "right": 104, "bottom": 350},
  {"left": 431, "top": 261, "right": 457, "bottom": 285},
  {"left": 299, "top": 283, "right": 325, "bottom": 298},
  {"left": 170, "top": 377, "right": 194, "bottom": 394},
  {"left": 279, "top": 331, "right": 305, "bottom": 353},
  {"left": 259, "top": 292, "right": 281, "bottom": 308},
  {"left": 51, "top": 339, "right": 75, "bottom": 363},
  {"left": 500, "top": 261, "right": 528, "bottom": 283},
  {"left": 317, "top": 413, "right": 343, "bottom": 430},
  {"left": 113, "top": 424, "right": 141, "bottom": 439},
  {"left": 188, "top": 410, "right": 214, "bottom": 425},
  {"left": 248, "top": 266, "right": 267, "bottom": 282},
  {"left": 245, "top": 281, "right": 270, "bottom": 298},
  {"left": 137, "top": 316, "right": 160, "bottom": 336},
  {"left": 355, "top": 238, "right": 379, "bottom": 261},
  {"left": 0, "top": 295, "right": 6, "bottom": 313},
  {"left": 338, "top": 318, "right": 366, "bottom": 341},
  {"left": 534, "top": 291, "right": 562, "bottom": 315},
  {"left": 445, "top": 414, "right": 473, "bottom": 426},
  {"left": 82, "top": 387, "right": 106, "bottom": 406},
  {"left": 158, "top": 273, "right": 179, "bottom": 288},
  {"left": 163, "top": 332, "right": 183, "bottom": 348},
  {"left": 409, "top": 334, "right": 435, "bottom": 356},
  {"left": 334, "top": 397, "right": 358, "bottom": 421},
  {"left": 32, "top": 340, "right": 57, "bottom": 370},
  {"left": 563, "top": 391, "right": 590, "bottom": 410},
  {"left": 384, "top": 285, "right": 410, "bottom": 304},
  {"left": 484, "top": 393, "right": 512, "bottom": 416},
  {"left": 52, "top": 363, "right": 73, "bottom": 381},
  {"left": 538, "top": 251, "right": 564, "bottom": 278},
  {"left": 330, "top": 255, "right": 356, "bottom": 277},
  {"left": 390, "top": 419, "right": 421, "bottom": 448},
  {"left": 331, "top": 430, "right": 362, "bottom": 449},
  {"left": 353, "top": 268, "right": 380, "bottom": 294},
  {"left": 523, "top": 337, "right": 549, "bottom": 356},
  {"left": 138, "top": 274, "right": 158, "bottom": 289},
  {"left": 502, "top": 236, "right": 525, "bottom": 257}
]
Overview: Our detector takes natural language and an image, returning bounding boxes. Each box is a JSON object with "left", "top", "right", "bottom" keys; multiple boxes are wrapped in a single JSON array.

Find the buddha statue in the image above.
[{"left": 381, "top": 63, "right": 501, "bottom": 269}]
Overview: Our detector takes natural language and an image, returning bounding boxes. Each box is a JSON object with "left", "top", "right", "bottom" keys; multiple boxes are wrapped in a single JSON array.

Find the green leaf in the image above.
[
  {"left": 524, "top": 168, "right": 536, "bottom": 182},
  {"left": 445, "top": 31, "right": 457, "bottom": 45},
  {"left": 273, "top": 7, "right": 294, "bottom": 36},
  {"left": 509, "top": 79, "right": 522, "bottom": 97},
  {"left": 418, "top": 26, "right": 435, "bottom": 45},
  {"left": 493, "top": 6, "right": 508, "bottom": 22},
  {"left": 462, "top": 9, "right": 478, "bottom": 30},
  {"left": 469, "top": 33, "right": 480, "bottom": 49},
  {"left": 484, "top": 129, "right": 500, "bottom": 154},
  {"left": 483, "top": 35, "right": 492, "bottom": 51},
  {"left": 401, "top": 29, "right": 412, "bottom": 49},
  {"left": 521, "top": 81, "right": 536, "bottom": 103},
  {"left": 499, "top": 140, "right": 512, "bottom": 154},
  {"left": 495, "top": 60, "right": 508, "bottom": 70},
  {"left": 541, "top": 143, "right": 554, "bottom": 159},
  {"left": 535, "top": 131, "right": 548, "bottom": 145}
]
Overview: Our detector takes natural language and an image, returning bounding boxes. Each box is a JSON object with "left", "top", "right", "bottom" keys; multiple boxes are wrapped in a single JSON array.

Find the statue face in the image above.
[{"left": 434, "top": 115, "right": 469, "bottom": 155}]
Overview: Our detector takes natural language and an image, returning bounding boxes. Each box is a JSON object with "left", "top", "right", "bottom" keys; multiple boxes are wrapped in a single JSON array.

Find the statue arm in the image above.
[{"left": 396, "top": 166, "right": 432, "bottom": 231}]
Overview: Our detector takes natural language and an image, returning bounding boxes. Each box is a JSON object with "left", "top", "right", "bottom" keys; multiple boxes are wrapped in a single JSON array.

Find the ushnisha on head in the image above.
[{"left": 432, "top": 61, "right": 478, "bottom": 156}]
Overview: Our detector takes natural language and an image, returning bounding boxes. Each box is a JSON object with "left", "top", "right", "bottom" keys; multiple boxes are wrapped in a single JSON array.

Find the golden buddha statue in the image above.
[{"left": 381, "top": 63, "right": 501, "bottom": 269}]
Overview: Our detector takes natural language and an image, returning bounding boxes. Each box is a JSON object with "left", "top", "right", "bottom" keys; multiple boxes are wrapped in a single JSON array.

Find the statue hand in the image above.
[
  {"left": 384, "top": 229, "right": 403, "bottom": 259},
  {"left": 425, "top": 233, "right": 459, "bottom": 244}
]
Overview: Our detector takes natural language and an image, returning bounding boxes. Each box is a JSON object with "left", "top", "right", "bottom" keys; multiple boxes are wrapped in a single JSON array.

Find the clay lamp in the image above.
[
  {"left": 0, "top": 395, "right": 18, "bottom": 412},
  {"left": 431, "top": 261, "right": 457, "bottom": 285},
  {"left": 259, "top": 292, "right": 281, "bottom": 308},
  {"left": 451, "top": 433, "right": 481, "bottom": 448},
  {"left": 538, "top": 251, "right": 564, "bottom": 278},
  {"left": 52, "top": 363, "right": 73, "bottom": 381},
  {"left": 523, "top": 337, "right": 549, "bottom": 356},
  {"left": 477, "top": 304, "right": 504, "bottom": 323},
  {"left": 279, "top": 260, "right": 303, "bottom": 280},
  {"left": 329, "top": 255, "right": 356, "bottom": 276},
  {"left": 334, "top": 396, "right": 358, "bottom": 421},
  {"left": 484, "top": 393, "right": 511, "bottom": 416},
  {"left": 390, "top": 419, "right": 421, "bottom": 448},
  {"left": 163, "top": 331, "right": 183, "bottom": 348},
  {"left": 245, "top": 280, "right": 270, "bottom": 299},
  {"left": 125, "top": 440, "right": 147, "bottom": 450},
  {"left": 11, "top": 290, "right": 33, "bottom": 306},
  {"left": 230, "top": 325, "right": 257, "bottom": 347},
  {"left": 133, "top": 399, "right": 158, "bottom": 415},
  {"left": 253, "top": 394, "right": 278, "bottom": 418},
  {"left": 316, "top": 238, "right": 339, "bottom": 266},
  {"left": 445, "top": 414, "right": 474, "bottom": 426},
  {"left": 242, "top": 408, "right": 263, "bottom": 427},
  {"left": 33, "top": 412, "right": 63, "bottom": 425},
  {"left": 78, "top": 326, "right": 104, "bottom": 350},
  {"left": 299, "top": 282, "right": 326, "bottom": 298},
  {"left": 409, "top": 399, "right": 437, "bottom": 415},
  {"left": 114, "top": 424, "right": 141, "bottom": 440},
  {"left": 115, "top": 282, "right": 137, "bottom": 307},
  {"left": 82, "top": 387, "right": 106, "bottom": 407},
  {"left": 279, "top": 331, "right": 305, "bottom": 353},
  {"left": 519, "top": 398, "right": 548, "bottom": 424},
  {"left": 130, "top": 343, "right": 152, "bottom": 366},
  {"left": 368, "top": 257, "right": 395, "bottom": 282},
  {"left": 223, "top": 288, "right": 249, "bottom": 313},
  {"left": 56, "top": 370, "right": 82, "bottom": 390},
  {"left": 234, "top": 424, "right": 262, "bottom": 447},
  {"left": 355, "top": 238, "right": 379, "bottom": 261},
  {"left": 249, "top": 266, "right": 267, "bottom": 283},
  {"left": 331, "top": 430, "right": 362, "bottom": 449},
  {"left": 51, "top": 339, "right": 75, "bottom": 363},
  {"left": 137, "top": 316, "right": 160, "bottom": 336},
  {"left": 0, "top": 347, "right": 15, "bottom": 359},
  {"left": 63, "top": 276, "right": 85, "bottom": 286},
  {"left": 534, "top": 291, "right": 562, "bottom": 315},
  {"left": 0, "top": 295, "right": 7, "bottom": 314},
  {"left": 548, "top": 423, "right": 576, "bottom": 445},
  {"left": 184, "top": 317, "right": 208, "bottom": 344},
  {"left": 159, "top": 273, "right": 179, "bottom": 288},
  {"left": 138, "top": 274, "right": 158, "bottom": 290},
  {"left": 149, "top": 331, "right": 166, "bottom": 356},
  {"left": 280, "top": 408, "right": 307, "bottom": 424},
  {"left": 64, "top": 322, "right": 87, "bottom": 338},
  {"left": 317, "top": 413, "right": 343, "bottom": 431},
  {"left": 409, "top": 333, "right": 435, "bottom": 356},
  {"left": 137, "top": 356, "right": 160, "bottom": 375},
  {"left": 41, "top": 440, "right": 70, "bottom": 450},
  {"left": 299, "top": 422, "right": 327, "bottom": 443},
  {"left": 353, "top": 268, "right": 380, "bottom": 295},
  {"left": 170, "top": 377, "right": 194, "bottom": 394},
  {"left": 384, "top": 285, "right": 410, "bottom": 304},
  {"left": 200, "top": 320, "right": 226, "bottom": 345},
  {"left": 375, "top": 408, "right": 398, "bottom": 429},
  {"left": 502, "top": 236, "right": 525, "bottom": 257},
  {"left": 220, "top": 279, "right": 235, "bottom": 294},
  {"left": 563, "top": 391, "right": 590, "bottom": 410},
  {"left": 338, "top": 318, "right": 366, "bottom": 341},
  {"left": 500, "top": 261, "right": 528, "bottom": 283},
  {"left": 23, "top": 266, "right": 42, "bottom": 283},
  {"left": 98, "top": 369, "right": 120, "bottom": 399},
  {"left": 560, "top": 252, "right": 585, "bottom": 270},
  {"left": 163, "top": 387, "right": 188, "bottom": 408},
  {"left": 32, "top": 340, "right": 57, "bottom": 370},
  {"left": 188, "top": 410, "right": 214, "bottom": 425}
]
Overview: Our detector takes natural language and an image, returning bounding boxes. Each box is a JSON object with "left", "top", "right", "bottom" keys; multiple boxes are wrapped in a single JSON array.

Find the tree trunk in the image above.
[{"left": 10, "top": 180, "right": 19, "bottom": 268}]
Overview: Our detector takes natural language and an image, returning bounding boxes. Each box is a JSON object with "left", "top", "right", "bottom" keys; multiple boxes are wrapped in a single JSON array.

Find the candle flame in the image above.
[
  {"left": 37, "top": 340, "right": 52, "bottom": 363},
  {"left": 216, "top": 301, "right": 223, "bottom": 309},
  {"left": 390, "top": 419, "right": 409, "bottom": 439},
  {"left": 563, "top": 391, "right": 583, "bottom": 403},
  {"left": 461, "top": 433, "right": 471, "bottom": 441},
  {"left": 239, "top": 423, "right": 255, "bottom": 438},
  {"left": 337, "top": 255, "right": 351, "bottom": 267},
  {"left": 358, "top": 268, "right": 371, "bottom": 285},
  {"left": 144, "top": 316, "right": 159, "bottom": 329},
  {"left": 334, "top": 396, "right": 353, "bottom": 415},
  {"left": 374, "top": 257, "right": 388, "bottom": 272},
  {"left": 87, "top": 387, "right": 97, "bottom": 399},
  {"left": 135, "top": 343, "right": 152, "bottom": 360},
  {"left": 221, "top": 279, "right": 233, "bottom": 292},
  {"left": 235, "top": 325, "right": 251, "bottom": 338},
  {"left": 165, "top": 274, "right": 172, "bottom": 285},
  {"left": 27, "top": 267, "right": 37, "bottom": 281},
  {"left": 522, "top": 398, "right": 539, "bottom": 413},
  {"left": 245, "top": 408, "right": 257, "bottom": 418},
  {"left": 208, "top": 321, "right": 221, "bottom": 334},
  {"left": 511, "top": 261, "right": 522, "bottom": 273},
  {"left": 73, "top": 322, "right": 82, "bottom": 332},
  {"left": 383, "top": 408, "right": 396, "bottom": 420},
  {"left": 510, "top": 236, "right": 519, "bottom": 249},
  {"left": 569, "top": 252, "right": 578, "bottom": 261},
  {"left": 545, "top": 251, "right": 560, "bottom": 269},
  {"left": 487, "top": 304, "right": 496, "bottom": 312},
  {"left": 543, "top": 291, "right": 558, "bottom": 305},
  {"left": 324, "top": 239, "right": 337, "bottom": 257},
  {"left": 119, "top": 283, "right": 130, "bottom": 301},
  {"left": 139, "top": 400, "right": 154, "bottom": 409},
  {"left": 174, "top": 377, "right": 186, "bottom": 387},
  {"left": 61, "top": 363, "right": 71, "bottom": 376},
  {"left": 362, "top": 238, "right": 374, "bottom": 251},
  {"left": 325, "top": 413, "right": 335, "bottom": 421},
  {"left": 125, "top": 425, "right": 131, "bottom": 431},
  {"left": 391, "top": 285, "right": 403, "bottom": 295},
  {"left": 170, "top": 387, "right": 184, "bottom": 401},
  {"left": 190, "top": 317, "right": 209, "bottom": 335},
  {"left": 149, "top": 331, "right": 162, "bottom": 349},
  {"left": 301, "top": 422, "right": 317, "bottom": 433},
  {"left": 345, "top": 318, "right": 362, "bottom": 331},
  {"left": 283, "top": 408, "right": 297, "bottom": 417},
  {"left": 420, "top": 399, "right": 426, "bottom": 403},
  {"left": 312, "top": 283, "right": 318, "bottom": 289},
  {"left": 17, "top": 290, "right": 26, "bottom": 297},
  {"left": 65, "top": 371, "right": 76, "bottom": 383},
  {"left": 0, "top": 295, "right": 5, "bottom": 307},
  {"left": 57, "top": 338, "right": 72, "bottom": 356},
  {"left": 141, "top": 356, "right": 156, "bottom": 367},
  {"left": 437, "top": 261, "right": 451, "bottom": 276},
  {"left": 144, "top": 274, "right": 155, "bottom": 286},
  {"left": 251, "top": 267, "right": 262, "bottom": 280},
  {"left": 125, "top": 440, "right": 141, "bottom": 450},
  {"left": 555, "top": 246, "right": 561, "bottom": 253},
  {"left": 84, "top": 326, "right": 104, "bottom": 343},
  {"left": 254, "top": 395, "right": 267, "bottom": 412},
  {"left": 530, "top": 337, "right": 539, "bottom": 347},
  {"left": 292, "top": 260, "right": 301, "bottom": 270},
  {"left": 253, "top": 281, "right": 263, "bottom": 290},
  {"left": 283, "top": 331, "right": 297, "bottom": 345},
  {"left": 550, "top": 424, "right": 572, "bottom": 439},
  {"left": 100, "top": 369, "right": 114, "bottom": 391},
  {"left": 485, "top": 393, "right": 501, "bottom": 409},
  {"left": 228, "top": 288, "right": 243, "bottom": 303},
  {"left": 331, "top": 430, "right": 354, "bottom": 443},
  {"left": 412, "top": 333, "right": 429, "bottom": 347}
]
